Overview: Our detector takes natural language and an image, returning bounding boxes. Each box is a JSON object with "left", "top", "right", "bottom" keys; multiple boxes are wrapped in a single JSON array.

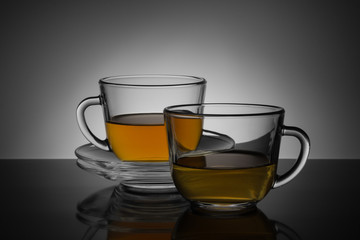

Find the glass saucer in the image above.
[
  {"left": 75, "top": 131, "right": 235, "bottom": 193},
  {"left": 75, "top": 144, "right": 176, "bottom": 193}
]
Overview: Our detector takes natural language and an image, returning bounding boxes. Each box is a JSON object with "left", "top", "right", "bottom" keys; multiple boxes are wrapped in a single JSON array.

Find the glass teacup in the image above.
[
  {"left": 164, "top": 103, "right": 310, "bottom": 212},
  {"left": 76, "top": 75, "right": 206, "bottom": 192}
]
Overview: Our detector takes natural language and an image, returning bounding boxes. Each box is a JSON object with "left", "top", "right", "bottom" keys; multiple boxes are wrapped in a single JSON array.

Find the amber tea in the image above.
[
  {"left": 172, "top": 150, "right": 276, "bottom": 204},
  {"left": 106, "top": 113, "right": 203, "bottom": 161},
  {"left": 106, "top": 113, "right": 168, "bottom": 161}
]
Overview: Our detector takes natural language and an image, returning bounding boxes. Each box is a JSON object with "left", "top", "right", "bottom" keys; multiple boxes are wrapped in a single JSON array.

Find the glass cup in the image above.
[
  {"left": 76, "top": 75, "right": 206, "bottom": 192},
  {"left": 164, "top": 103, "right": 310, "bottom": 212}
]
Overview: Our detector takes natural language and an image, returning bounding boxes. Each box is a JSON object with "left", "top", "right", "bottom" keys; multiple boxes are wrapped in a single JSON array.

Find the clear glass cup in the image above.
[
  {"left": 164, "top": 103, "right": 310, "bottom": 212},
  {"left": 76, "top": 75, "right": 206, "bottom": 192}
]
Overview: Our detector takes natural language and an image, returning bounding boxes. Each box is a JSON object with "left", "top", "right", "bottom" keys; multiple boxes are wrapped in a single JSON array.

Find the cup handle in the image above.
[
  {"left": 273, "top": 126, "right": 310, "bottom": 188},
  {"left": 76, "top": 96, "right": 110, "bottom": 151}
]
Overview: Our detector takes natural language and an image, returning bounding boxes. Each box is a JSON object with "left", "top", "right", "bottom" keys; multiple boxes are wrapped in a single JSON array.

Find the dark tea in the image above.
[{"left": 172, "top": 150, "right": 276, "bottom": 204}]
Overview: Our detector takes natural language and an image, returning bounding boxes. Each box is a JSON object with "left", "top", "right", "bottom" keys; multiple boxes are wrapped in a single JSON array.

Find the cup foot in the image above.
[
  {"left": 191, "top": 201, "right": 257, "bottom": 215},
  {"left": 120, "top": 180, "right": 177, "bottom": 194}
]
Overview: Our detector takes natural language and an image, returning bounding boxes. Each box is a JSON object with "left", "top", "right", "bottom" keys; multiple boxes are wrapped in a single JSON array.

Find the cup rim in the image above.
[
  {"left": 164, "top": 103, "right": 285, "bottom": 117},
  {"left": 99, "top": 74, "right": 206, "bottom": 87}
]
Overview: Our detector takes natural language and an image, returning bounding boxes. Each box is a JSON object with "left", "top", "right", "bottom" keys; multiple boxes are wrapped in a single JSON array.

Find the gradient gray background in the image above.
[{"left": 1, "top": 0, "right": 359, "bottom": 159}]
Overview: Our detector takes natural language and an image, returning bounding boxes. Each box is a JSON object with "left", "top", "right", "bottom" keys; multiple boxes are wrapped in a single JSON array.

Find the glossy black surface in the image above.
[{"left": 1, "top": 159, "right": 359, "bottom": 239}]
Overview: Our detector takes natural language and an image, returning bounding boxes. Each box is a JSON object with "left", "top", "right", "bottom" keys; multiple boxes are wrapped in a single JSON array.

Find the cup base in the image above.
[
  {"left": 191, "top": 201, "right": 257, "bottom": 215},
  {"left": 121, "top": 180, "right": 176, "bottom": 193}
]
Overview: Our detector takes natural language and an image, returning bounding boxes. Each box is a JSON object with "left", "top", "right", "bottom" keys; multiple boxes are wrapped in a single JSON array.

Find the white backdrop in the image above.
[{"left": 1, "top": 0, "right": 359, "bottom": 159}]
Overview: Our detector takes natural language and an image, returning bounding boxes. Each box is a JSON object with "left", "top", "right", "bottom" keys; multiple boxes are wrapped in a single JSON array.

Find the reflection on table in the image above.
[
  {"left": 77, "top": 186, "right": 300, "bottom": 240},
  {"left": 3, "top": 159, "right": 359, "bottom": 239}
]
